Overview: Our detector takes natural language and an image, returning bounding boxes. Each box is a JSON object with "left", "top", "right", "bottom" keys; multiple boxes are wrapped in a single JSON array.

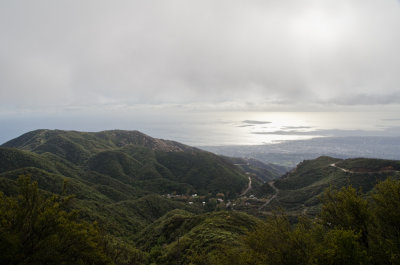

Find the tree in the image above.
[
  {"left": 315, "top": 228, "right": 368, "bottom": 265},
  {"left": 319, "top": 185, "right": 370, "bottom": 247},
  {"left": 370, "top": 178, "right": 400, "bottom": 264},
  {"left": 242, "top": 214, "right": 316, "bottom": 265},
  {"left": 0, "top": 175, "right": 110, "bottom": 265}
]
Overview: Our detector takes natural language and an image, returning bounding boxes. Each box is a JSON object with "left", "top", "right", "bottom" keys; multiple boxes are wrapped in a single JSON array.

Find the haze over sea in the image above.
[{"left": 1, "top": 109, "right": 399, "bottom": 147}]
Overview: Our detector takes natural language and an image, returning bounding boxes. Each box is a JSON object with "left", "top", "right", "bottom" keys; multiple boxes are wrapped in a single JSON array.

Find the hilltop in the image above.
[{"left": 1, "top": 129, "right": 248, "bottom": 196}]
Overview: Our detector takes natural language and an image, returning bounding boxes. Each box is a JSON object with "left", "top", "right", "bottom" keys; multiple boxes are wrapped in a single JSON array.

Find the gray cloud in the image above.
[
  {"left": 252, "top": 130, "right": 321, "bottom": 136},
  {"left": 383, "top": 118, "right": 400, "bottom": 121},
  {"left": 252, "top": 127, "right": 400, "bottom": 137},
  {"left": 242, "top": 120, "right": 272, "bottom": 125},
  {"left": 282, "top": 126, "right": 313, "bottom": 130},
  {"left": 1, "top": 0, "right": 400, "bottom": 110}
]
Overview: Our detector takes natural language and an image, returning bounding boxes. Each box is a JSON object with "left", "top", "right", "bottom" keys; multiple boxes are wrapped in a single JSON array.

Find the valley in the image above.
[{"left": 1, "top": 129, "right": 400, "bottom": 264}]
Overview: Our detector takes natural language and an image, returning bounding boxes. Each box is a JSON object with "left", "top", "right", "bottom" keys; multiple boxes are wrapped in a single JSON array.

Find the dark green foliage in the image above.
[
  {"left": 318, "top": 179, "right": 400, "bottom": 264},
  {"left": 0, "top": 147, "right": 59, "bottom": 175},
  {"left": 0, "top": 129, "right": 249, "bottom": 244},
  {"left": 275, "top": 156, "right": 342, "bottom": 190},
  {"left": 337, "top": 158, "right": 400, "bottom": 172},
  {"left": 136, "top": 210, "right": 260, "bottom": 264},
  {"left": 0, "top": 175, "right": 110, "bottom": 265},
  {"left": 3, "top": 130, "right": 400, "bottom": 264},
  {"left": 314, "top": 228, "right": 368, "bottom": 265},
  {"left": 87, "top": 151, "right": 142, "bottom": 183},
  {"left": 270, "top": 156, "right": 400, "bottom": 213},
  {"left": 199, "top": 214, "right": 368, "bottom": 265},
  {"left": 156, "top": 151, "right": 247, "bottom": 197},
  {"left": 103, "top": 236, "right": 149, "bottom": 265},
  {"left": 2, "top": 129, "right": 248, "bottom": 197},
  {"left": 33, "top": 134, "right": 92, "bottom": 165},
  {"left": 320, "top": 185, "right": 370, "bottom": 247},
  {"left": 252, "top": 181, "right": 275, "bottom": 198},
  {"left": 135, "top": 209, "right": 201, "bottom": 251},
  {"left": 241, "top": 214, "right": 316, "bottom": 265},
  {"left": 213, "top": 179, "right": 400, "bottom": 265},
  {"left": 370, "top": 178, "right": 400, "bottom": 264}
]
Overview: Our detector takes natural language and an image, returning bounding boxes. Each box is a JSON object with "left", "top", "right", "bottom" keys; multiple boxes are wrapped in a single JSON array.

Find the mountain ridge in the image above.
[
  {"left": 259, "top": 156, "right": 400, "bottom": 215},
  {"left": 1, "top": 129, "right": 249, "bottom": 197},
  {"left": 0, "top": 129, "right": 254, "bottom": 243}
]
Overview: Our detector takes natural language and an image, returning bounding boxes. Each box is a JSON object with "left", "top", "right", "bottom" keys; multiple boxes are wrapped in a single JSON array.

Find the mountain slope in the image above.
[
  {"left": 261, "top": 156, "right": 400, "bottom": 215},
  {"left": 0, "top": 129, "right": 250, "bottom": 241},
  {"left": 2, "top": 129, "right": 248, "bottom": 196},
  {"left": 135, "top": 209, "right": 260, "bottom": 264},
  {"left": 3, "top": 129, "right": 193, "bottom": 155}
]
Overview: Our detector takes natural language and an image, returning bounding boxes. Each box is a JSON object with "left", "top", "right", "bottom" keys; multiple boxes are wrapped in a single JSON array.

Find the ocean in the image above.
[{"left": 1, "top": 110, "right": 399, "bottom": 147}]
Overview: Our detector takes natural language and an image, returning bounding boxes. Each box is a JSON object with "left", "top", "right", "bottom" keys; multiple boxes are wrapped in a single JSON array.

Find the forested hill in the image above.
[
  {"left": 1, "top": 129, "right": 248, "bottom": 196},
  {"left": 0, "top": 130, "right": 250, "bottom": 242},
  {"left": 2, "top": 129, "right": 195, "bottom": 157},
  {"left": 261, "top": 156, "right": 400, "bottom": 215}
]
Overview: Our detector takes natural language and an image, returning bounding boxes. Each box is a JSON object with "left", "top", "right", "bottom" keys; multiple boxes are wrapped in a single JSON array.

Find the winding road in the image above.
[
  {"left": 330, "top": 163, "right": 351, "bottom": 173},
  {"left": 330, "top": 163, "right": 400, "bottom": 174},
  {"left": 240, "top": 175, "right": 252, "bottom": 196},
  {"left": 256, "top": 162, "right": 400, "bottom": 213},
  {"left": 259, "top": 181, "right": 279, "bottom": 210}
]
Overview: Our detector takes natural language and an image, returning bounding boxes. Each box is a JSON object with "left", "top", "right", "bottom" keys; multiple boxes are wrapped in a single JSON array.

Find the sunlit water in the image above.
[
  {"left": 1, "top": 110, "right": 399, "bottom": 146},
  {"left": 155, "top": 111, "right": 400, "bottom": 146}
]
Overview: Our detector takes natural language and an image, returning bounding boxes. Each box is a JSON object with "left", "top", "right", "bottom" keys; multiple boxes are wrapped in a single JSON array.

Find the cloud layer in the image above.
[{"left": 1, "top": 0, "right": 400, "bottom": 110}]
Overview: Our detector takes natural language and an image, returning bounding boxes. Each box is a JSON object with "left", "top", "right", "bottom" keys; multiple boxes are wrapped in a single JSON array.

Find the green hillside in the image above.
[
  {"left": 2, "top": 130, "right": 400, "bottom": 264},
  {"left": 0, "top": 130, "right": 251, "bottom": 243},
  {"left": 135, "top": 209, "right": 260, "bottom": 264},
  {"left": 262, "top": 156, "right": 400, "bottom": 215},
  {"left": 224, "top": 156, "right": 288, "bottom": 181},
  {"left": 2, "top": 129, "right": 248, "bottom": 197}
]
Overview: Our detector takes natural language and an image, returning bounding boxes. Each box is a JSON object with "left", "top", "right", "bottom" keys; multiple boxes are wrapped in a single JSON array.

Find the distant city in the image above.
[{"left": 201, "top": 136, "right": 400, "bottom": 168}]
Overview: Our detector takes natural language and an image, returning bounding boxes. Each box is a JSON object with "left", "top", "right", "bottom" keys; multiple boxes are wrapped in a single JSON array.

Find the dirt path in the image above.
[
  {"left": 259, "top": 181, "right": 278, "bottom": 210},
  {"left": 330, "top": 163, "right": 351, "bottom": 173},
  {"left": 302, "top": 204, "right": 307, "bottom": 215},
  {"left": 330, "top": 163, "right": 400, "bottom": 174},
  {"left": 240, "top": 176, "right": 252, "bottom": 196}
]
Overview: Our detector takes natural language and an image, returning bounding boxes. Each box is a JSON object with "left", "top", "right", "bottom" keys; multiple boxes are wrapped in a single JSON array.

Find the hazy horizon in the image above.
[{"left": 1, "top": 110, "right": 400, "bottom": 147}]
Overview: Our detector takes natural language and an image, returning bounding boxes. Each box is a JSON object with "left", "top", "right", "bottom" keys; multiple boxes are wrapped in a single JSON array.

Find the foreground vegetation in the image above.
[
  {"left": 1, "top": 175, "right": 400, "bottom": 264},
  {"left": 180, "top": 178, "right": 400, "bottom": 265},
  {"left": 0, "top": 176, "right": 147, "bottom": 265}
]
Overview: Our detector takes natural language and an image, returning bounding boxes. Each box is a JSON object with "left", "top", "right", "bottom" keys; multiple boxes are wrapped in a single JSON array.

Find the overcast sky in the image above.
[{"left": 1, "top": 0, "right": 400, "bottom": 114}]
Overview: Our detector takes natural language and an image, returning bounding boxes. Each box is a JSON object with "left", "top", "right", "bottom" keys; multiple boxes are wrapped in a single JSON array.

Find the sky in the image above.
[{"left": 1, "top": 0, "right": 400, "bottom": 144}]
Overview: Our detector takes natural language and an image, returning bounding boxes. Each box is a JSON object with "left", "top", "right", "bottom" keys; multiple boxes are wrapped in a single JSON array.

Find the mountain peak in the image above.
[{"left": 2, "top": 129, "right": 193, "bottom": 153}]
